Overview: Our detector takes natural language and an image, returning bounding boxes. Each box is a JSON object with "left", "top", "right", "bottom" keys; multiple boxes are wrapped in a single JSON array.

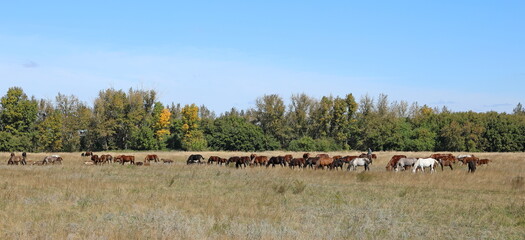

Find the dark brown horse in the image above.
[
  {"left": 289, "top": 158, "right": 305, "bottom": 169},
  {"left": 208, "top": 156, "right": 221, "bottom": 164},
  {"left": 145, "top": 154, "right": 160, "bottom": 163}
]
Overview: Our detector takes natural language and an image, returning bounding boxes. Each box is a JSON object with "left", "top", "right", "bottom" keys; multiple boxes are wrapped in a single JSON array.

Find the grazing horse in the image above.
[
  {"left": 266, "top": 156, "right": 285, "bottom": 168},
  {"left": 304, "top": 157, "right": 319, "bottom": 169},
  {"left": 289, "top": 158, "right": 305, "bottom": 169},
  {"left": 99, "top": 154, "right": 113, "bottom": 164},
  {"left": 161, "top": 159, "right": 173, "bottom": 164},
  {"left": 347, "top": 158, "right": 370, "bottom": 171},
  {"left": 467, "top": 160, "right": 477, "bottom": 173},
  {"left": 227, "top": 156, "right": 248, "bottom": 168},
  {"left": 412, "top": 158, "right": 439, "bottom": 173},
  {"left": 208, "top": 156, "right": 220, "bottom": 164},
  {"left": 315, "top": 157, "right": 333, "bottom": 170},
  {"left": 438, "top": 159, "right": 454, "bottom": 171},
  {"left": 431, "top": 153, "right": 457, "bottom": 164},
  {"left": 386, "top": 155, "right": 407, "bottom": 171},
  {"left": 251, "top": 155, "right": 268, "bottom": 166},
  {"left": 187, "top": 154, "right": 205, "bottom": 164},
  {"left": 218, "top": 157, "right": 228, "bottom": 165},
  {"left": 115, "top": 155, "right": 135, "bottom": 165},
  {"left": 43, "top": 155, "right": 63, "bottom": 165},
  {"left": 395, "top": 158, "right": 417, "bottom": 171},
  {"left": 91, "top": 154, "right": 104, "bottom": 165},
  {"left": 477, "top": 159, "right": 491, "bottom": 165},
  {"left": 459, "top": 156, "right": 479, "bottom": 165},
  {"left": 329, "top": 158, "right": 345, "bottom": 170},
  {"left": 145, "top": 154, "right": 160, "bottom": 163}
]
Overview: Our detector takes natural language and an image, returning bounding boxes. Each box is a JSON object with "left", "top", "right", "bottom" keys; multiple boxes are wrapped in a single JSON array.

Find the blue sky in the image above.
[{"left": 1, "top": 1, "right": 524, "bottom": 113}]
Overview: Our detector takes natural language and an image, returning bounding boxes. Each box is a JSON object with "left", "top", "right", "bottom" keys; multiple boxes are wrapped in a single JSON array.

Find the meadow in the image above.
[{"left": 0, "top": 151, "right": 524, "bottom": 240}]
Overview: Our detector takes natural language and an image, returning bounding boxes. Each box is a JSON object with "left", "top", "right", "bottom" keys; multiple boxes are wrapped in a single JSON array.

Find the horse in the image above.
[
  {"left": 289, "top": 158, "right": 305, "bottom": 169},
  {"left": 316, "top": 153, "right": 329, "bottom": 158},
  {"left": 250, "top": 154, "right": 268, "bottom": 166},
  {"left": 347, "top": 158, "right": 370, "bottom": 171},
  {"left": 208, "top": 156, "right": 221, "bottom": 164},
  {"left": 386, "top": 155, "right": 407, "bottom": 171},
  {"left": 303, "top": 153, "right": 310, "bottom": 159},
  {"left": 81, "top": 151, "right": 93, "bottom": 157},
  {"left": 145, "top": 154, "right": 160, "bottom": 163},
  {"left": 281, "top": 154, "right": 293, "bottom": 166},
  {"left": 304, "top": 157, "right": 319, "bottom": 169},
  {"left": 266, "top": 156, "right": 285, "bottom": 168},
  {"left": 8, "top": 152, "right": 26, "bottom": 165},
  {"left": 187, "top": 154, "right": 205, "bottom": 164},
  {"left": 431, "top": 153, "right": 457, "bottom": 164},
  {"left": 459, "top": 156, "right": 479, "bottom": 165},
  {"left": 161, "top": 159, "right": 174, "bottom": 164},
  {"left": 359, "top": 153, "right": 376, "bottom": 164},
  {"left": 412, "top": 158, "right": 439, "bottom": 173},
  {"left": 43, "top": 155, "right": 63, "bottom": 165},
  {"left": 395, "top": 158, "right": 417, "bottom": 171},
  {"left": 478, "top": 159, "right": 491, "bottom": 165},
  {"left": 467, "top": 160, "right": 477, "bottom": 173},
  {"left": 91, "top": 154, "right": 104, "bottom": 165},
  {"left": 115, "top": 155, "right": 135, "bottom": 165},
  {"left": 99, "top": 154, "right": 113, "bottom": 164},
  {"left": 329, "top": 158, "right": 345, "bottom": 170},
  {"left": 315, "top": 157, "right": 333, "bottom": 170},
  {"left": 438, "top": 158, "right": 453, "bottom": 171}
]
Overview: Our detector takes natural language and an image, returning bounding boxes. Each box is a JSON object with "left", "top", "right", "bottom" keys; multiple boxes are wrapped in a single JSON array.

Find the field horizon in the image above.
[{"left": 1, "top": 151, "right": 524, "bottom": 239}]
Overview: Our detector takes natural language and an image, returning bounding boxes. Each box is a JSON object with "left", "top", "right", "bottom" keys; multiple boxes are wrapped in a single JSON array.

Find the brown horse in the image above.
[
  {"left": 250, "top": 154, "right": 268, "bottom": 166},
  {"left": 115, "top": 155, "right": 135, "bottom": 165},
  {"left": 144, "top": 154, "right": 159, "bottom": 163},
  {"left": 478, "top": 159, "right": 491, "bottom": 165},
  {"left": 315, "top": 157, "right": 333, "bottom": 169},
  {"left": 161, "top": 159, "right": 174, "bottom": 164},
  {"left": 386, "top": 155, "right": 407, "bottom": 171},
  {"left": 438, "top": 159, "right": 454, "bottom": 171},
  {"left": 289, "top": 158, "right": 305, "bottom": 169},
  {"left": 99, "top": 154, "right": 113, "bottom": 164},
  {"left": 8, "top": 152, "right": 26, "bottom": 165},
  {"left": 208, "top": 156, "right": 221, "bottom": 164},
  {"left": 431, "top": 153, "right": 457, "bottom": 164}
]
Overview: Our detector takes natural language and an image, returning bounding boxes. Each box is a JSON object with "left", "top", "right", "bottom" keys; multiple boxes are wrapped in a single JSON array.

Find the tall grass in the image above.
[{"left": 0, "top": 151, "right": 523, "bottom": 239}]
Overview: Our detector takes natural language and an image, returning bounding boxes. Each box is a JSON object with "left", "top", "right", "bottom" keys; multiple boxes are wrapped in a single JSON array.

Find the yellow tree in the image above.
[
  {"left": 154, "top": 108, "right": 171, "bottom": 141},
  {"left": 181, "top": 104, "right": 207, "bottom": 150}
]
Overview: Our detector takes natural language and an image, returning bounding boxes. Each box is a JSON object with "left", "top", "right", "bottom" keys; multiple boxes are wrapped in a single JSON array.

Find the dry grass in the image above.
[{"left": 0, "top": 151, "right": 524, "bottom": 239}]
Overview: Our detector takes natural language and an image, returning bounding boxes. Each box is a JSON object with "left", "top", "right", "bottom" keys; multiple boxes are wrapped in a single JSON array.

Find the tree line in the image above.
[{"left": 1, "top": 86, "right": 524, "bottom": 152}]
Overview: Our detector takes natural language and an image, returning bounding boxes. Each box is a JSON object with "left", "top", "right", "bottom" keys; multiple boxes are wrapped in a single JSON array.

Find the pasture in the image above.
[{"left": 0, "top": 151, "right": 524, "bottom": 239}]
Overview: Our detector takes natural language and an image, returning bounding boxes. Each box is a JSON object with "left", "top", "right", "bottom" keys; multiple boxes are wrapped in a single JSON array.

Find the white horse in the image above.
[
  {"left": 412, "top": 158, "right": 439, "bottom": 173},
  {"left": 395, "top": 158, "right": 418, "bottom": 172},
  {"left": 347, "top": 158, "right": 370, "bottom": 171}
]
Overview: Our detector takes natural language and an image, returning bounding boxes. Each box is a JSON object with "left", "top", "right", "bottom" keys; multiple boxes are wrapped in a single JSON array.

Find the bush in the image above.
[
  {"left": 314, "top": 137, "right": 340, "bottom": 151},
  {"left": 288, "top": 136, "right": 316, "bottom": 151}
]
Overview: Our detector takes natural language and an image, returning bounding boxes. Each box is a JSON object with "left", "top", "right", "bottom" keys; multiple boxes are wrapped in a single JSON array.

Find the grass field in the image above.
[{"left": 0, "top": 151, "right": 524, "bottom": 239}]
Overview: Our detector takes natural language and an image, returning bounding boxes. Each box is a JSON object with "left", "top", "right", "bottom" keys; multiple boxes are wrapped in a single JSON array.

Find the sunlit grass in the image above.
[{"left": 0, "top": 151, "right": 524, "bottom": 239}]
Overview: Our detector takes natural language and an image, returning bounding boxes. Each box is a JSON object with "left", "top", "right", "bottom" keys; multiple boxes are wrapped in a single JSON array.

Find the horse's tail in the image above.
[{"left": 434, "top": 159, "right": 441, "bottom": 172}]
